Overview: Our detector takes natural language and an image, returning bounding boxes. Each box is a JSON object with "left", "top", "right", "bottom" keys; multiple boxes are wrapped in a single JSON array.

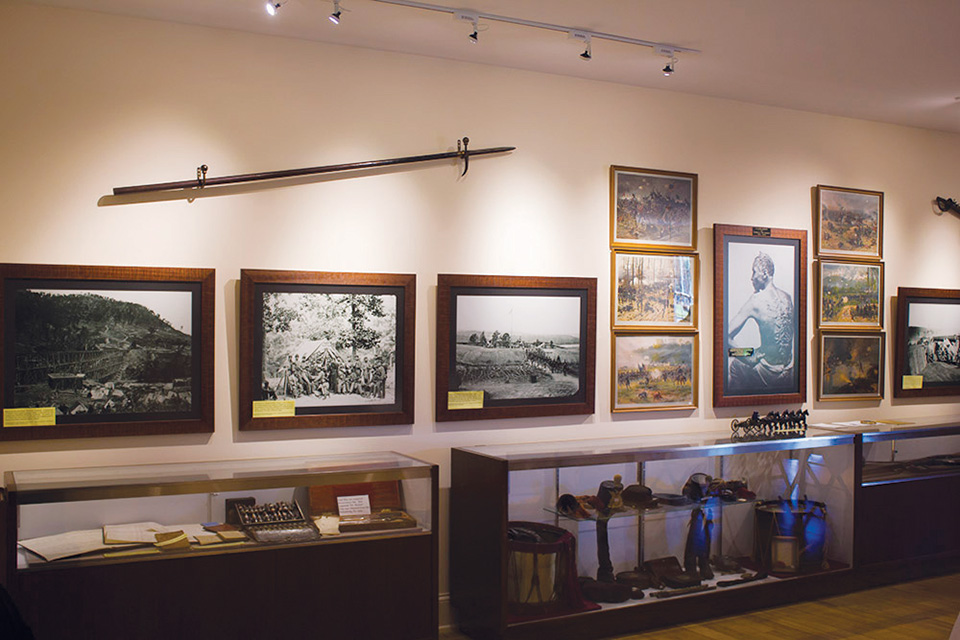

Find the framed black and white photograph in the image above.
[
  {"left": 894, "top": 287, "right": 960, "bottom": 398},
  {"left": 819, "top": 332, "right": 884, "bottom": 401},
  {"left": 611, "top": 166, "right": 698, "bottom": 251},
  {"left": 1, "top": 263, "right": 214, "bottom": 441},
  {"left": 713, "top": 224, "right": 807, "bottom": 407},
  {"left": 612, "top": 251, "right": 698, "bottom": 330},
  {"left": 818, "top": 260, "right": 883, "bottom": 330},
  {"left": 613, "top": 333, "right": 697, "bottom": 412},
  {"left": 239, "top": 270, "right": 415, "bottom": 430},
  {"left": 436, "top": 274, "right": 596, "bottom": 422},
  {"left": 815, "top": 185, "right": 883, "bottom": 260}
]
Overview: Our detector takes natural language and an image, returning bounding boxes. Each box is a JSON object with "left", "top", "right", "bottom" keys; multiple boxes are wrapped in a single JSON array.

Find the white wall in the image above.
[{"left": 2, "top": 2, "right": 959, "bottom": 599}]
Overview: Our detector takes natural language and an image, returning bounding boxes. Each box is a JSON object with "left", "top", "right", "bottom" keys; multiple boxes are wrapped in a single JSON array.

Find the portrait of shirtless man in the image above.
[{"left": 727, "top": 251, "right": 795, "bottom": 393}]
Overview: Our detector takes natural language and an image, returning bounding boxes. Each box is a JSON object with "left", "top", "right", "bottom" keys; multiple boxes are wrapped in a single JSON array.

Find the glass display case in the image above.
[
  {"left": 815, "top": 415, "right": 960, "bottom": 568},
  {"left": 3, "top": 452, "right": 438, "bottom": 640},
  {"left": 451, "top": 430, "right": 855, "bottom": 640}
]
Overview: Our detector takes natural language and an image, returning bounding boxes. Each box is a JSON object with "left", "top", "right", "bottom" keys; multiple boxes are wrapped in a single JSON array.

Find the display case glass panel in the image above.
[{"left": 7, "top": 452, "right": 434, "bottom": 570}]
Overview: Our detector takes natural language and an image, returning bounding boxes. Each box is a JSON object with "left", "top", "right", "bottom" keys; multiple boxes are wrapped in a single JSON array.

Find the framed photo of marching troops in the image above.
[
  {"left": 435, "top": 274, "right": 596, "bottom": 422},
  {"left": 239, "top": 269, "right": 415, "bottom": 430}
]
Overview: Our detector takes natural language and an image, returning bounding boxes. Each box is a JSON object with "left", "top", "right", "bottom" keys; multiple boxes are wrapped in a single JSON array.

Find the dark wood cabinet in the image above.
[{"left": 4, "top": 453, "right": 438, "bottom": 640}]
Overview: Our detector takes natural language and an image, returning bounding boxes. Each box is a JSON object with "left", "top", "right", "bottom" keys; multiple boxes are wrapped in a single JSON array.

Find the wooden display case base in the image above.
[{"left": 16, "top": 535, "right": 436, "bottom": 640}]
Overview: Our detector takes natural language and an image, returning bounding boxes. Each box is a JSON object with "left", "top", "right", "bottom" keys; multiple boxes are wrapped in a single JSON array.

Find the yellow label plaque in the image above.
[
  {"left": 448, "top": 390, "right": 484, "bottom": 410},
  {"left": 902, "top": 375, "right": 923, "bottom": 390},
  {"left": 252, "top": 400, "right": 296, "bottom": 418},
  {"left": 4, "top": 407, "right": 56, "bottom": 428}
]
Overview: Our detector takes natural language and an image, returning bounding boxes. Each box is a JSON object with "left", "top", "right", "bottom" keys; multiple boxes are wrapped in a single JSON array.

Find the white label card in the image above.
[{"left": 337, "top": 494, "right": 372, "bottom": 516}]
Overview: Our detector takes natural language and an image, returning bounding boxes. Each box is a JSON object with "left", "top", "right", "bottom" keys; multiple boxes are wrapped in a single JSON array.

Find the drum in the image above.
[
  {"left": 505, "top": 521, "right": 599, "bottom": 620},
  {"left": 754, "top": 498, "right": 828, "bottom": 574}
]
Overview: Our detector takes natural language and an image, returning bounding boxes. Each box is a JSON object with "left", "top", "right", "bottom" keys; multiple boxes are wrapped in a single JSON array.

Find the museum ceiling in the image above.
[{"left": 18, "top": 0, "right": 960, "bottom": 134}]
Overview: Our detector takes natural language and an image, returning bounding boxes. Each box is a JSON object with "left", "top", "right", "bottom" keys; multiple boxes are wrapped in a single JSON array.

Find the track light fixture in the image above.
[
  {"left": 569, "top": 31, "right": 591, "bottom": 61},
  {"left": 261, "top": 0, "right": 700, "bottom": 73},
  {"left": 936, "top": 196, "right": 960, "bottom": 215},
  {"left": 372, "top": 0, "right": 699, "bottom": 71}
]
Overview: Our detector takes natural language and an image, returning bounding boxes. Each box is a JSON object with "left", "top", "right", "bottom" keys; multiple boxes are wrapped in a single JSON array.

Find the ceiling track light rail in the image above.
[
  {"left": 371, "top": 0, "right": 699, "bottom": 57},
  {"left": 111, "top": 137, "right": 515, "bottom": 195}
]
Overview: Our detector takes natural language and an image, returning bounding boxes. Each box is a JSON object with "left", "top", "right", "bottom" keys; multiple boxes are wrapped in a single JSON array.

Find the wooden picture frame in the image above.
[
  {"left": 893, "top": 287, "right": 960, "bottom": 398},
  {"left": 713, "top": 224, "right": 807, "bottom": 407},
  {"left": 815, "top": 185, "right": 883, "bottom": 260},
  {"left": 0, "top": 263, "right": 214, "bottom": 441},
  {"left": 436, "top": 274, "right": 596, "bottom": 422},
  {"left": 612, "top": 251, "right": 698, "bottom": 331},
  {"left": 611, "top": 166, "right": 698, "bottom": 251},
  {"left": 613, "top": 332, "right": 697, "bottom": 412},
  {"left": 239, "top": 269, "right": 415, "bottom": 430},
  {"left": 818, "top": 332, "right": 884, "bottom": 401},
  {"left": 817, "top": 260, "right": 883, "bottom": 330}
]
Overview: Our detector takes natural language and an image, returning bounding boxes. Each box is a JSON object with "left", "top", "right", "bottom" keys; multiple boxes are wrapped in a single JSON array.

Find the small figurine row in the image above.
[{"left": 730, "top": 409, "right": 809, "bottom": 441}]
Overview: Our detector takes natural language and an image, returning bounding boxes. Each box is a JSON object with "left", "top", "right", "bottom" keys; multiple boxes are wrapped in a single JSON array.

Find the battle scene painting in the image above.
[
  {"left": 12, "top": 288, "right": 196, "bottom": 419},
  {"left": 452, "top": 294, "right": 583, "bottom": 403},
  {"left": 819, "top": 261, "right": 882, "bottom": 329},
  {"left": 817, "top": 186, "right": 882, "bottom": 259},
  {"left": 259, "top": 291, "right": 399, "bottom": 409},
  {"left": 614, "top": 334, "right": 695, "bottom": 411},
  {"left": 820, "top": 334, "right": 883, "bottom": 400},
  {"left": 612, "top": 167, "right": 696, "bottom": 250},
  {"left": 614, "top": 252, "right": 696, "bottom": 329}
]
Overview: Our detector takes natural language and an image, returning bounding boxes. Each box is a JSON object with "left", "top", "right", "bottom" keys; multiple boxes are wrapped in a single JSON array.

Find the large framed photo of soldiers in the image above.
[
  {"left": 713, "top": 225, "right": 807, "bottom": 407},
  {"left": 239, "top": 269, "right": 415, "bottom": 430},
  {"left": 893, "top": 287, "right": 960, "bottom": 398},
  {"left": 435, "top": 274, "right": 596, "bottom": 422},
  {"left": 0, "top": 263, "right": 214, "bottom": 441}
]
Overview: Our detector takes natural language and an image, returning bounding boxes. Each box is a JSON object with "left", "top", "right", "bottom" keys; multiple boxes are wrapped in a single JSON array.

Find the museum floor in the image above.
[{"left": 441, "top": 572, "right": 960, "bottom": 639}]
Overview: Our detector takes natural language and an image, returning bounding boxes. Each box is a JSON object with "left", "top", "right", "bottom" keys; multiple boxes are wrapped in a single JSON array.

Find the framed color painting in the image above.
[
  {"left": 611, "top": 166, "right": 697, "bottom": 251},
  {"left": 815, "top": 185, "right": 883, "bottom": 261}
]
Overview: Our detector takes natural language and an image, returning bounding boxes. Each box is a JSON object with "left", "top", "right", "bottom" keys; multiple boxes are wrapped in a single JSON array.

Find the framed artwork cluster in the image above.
[
  {"left": 814, "top": 185, "right": 885, "bottom": 401},
  {"left": 610, "top": 166, "right": 699, "bottom": 412}
]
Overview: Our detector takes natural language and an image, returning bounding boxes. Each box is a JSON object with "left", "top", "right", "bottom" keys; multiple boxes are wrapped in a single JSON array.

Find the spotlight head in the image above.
[
  {"left": 265, "top": 2, "right": 281, "bottom": 16},
  {"left": 468, "top": 29, "right": 479, "bottom": 43},
  {"left": 936, "top": 197, "right": 959, "bottom": 213},
  {"left": 580, "top": 48, "right": 592, "bottom": 61},
  {"left": 329, "top": 10, "right": 341, "bottom": 24},
  {"left": 662, "top": 57, "right": 676, "bottom": 76}
]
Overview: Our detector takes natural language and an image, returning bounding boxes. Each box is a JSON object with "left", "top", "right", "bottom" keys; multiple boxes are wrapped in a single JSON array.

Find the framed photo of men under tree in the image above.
[
  {"left": 713, "top": 225, "right": 807, "bottom": 407},
  {"left": 436, "top": 274, "right": 596, "bottom": 422},
  {"left": 0, "top": 263, "right": 214, "bottom": 441},
  {"left": 239, "top": 269, "right": 415, "bottom": 430}
]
